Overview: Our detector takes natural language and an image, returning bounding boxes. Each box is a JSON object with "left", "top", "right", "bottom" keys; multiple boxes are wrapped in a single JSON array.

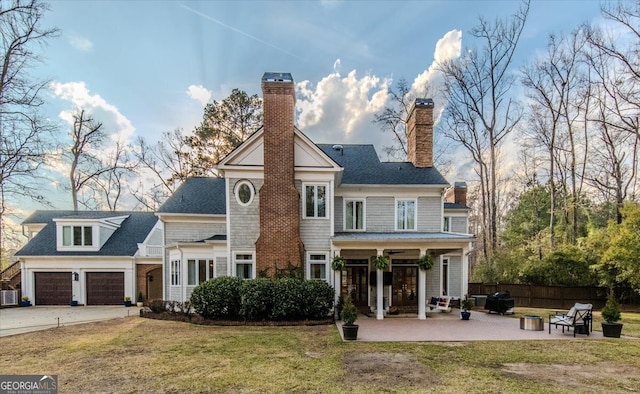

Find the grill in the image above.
[{"left": 485, "top": 291, "right": 515, "bottom": 314}]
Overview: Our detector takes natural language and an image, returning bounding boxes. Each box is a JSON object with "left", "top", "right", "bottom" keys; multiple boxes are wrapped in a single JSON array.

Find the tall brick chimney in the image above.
[
  {"left": 406, "top": 98, "right": 434, "bottom": 168},
  {"left": 445, "top": 182, "right": 468, "bottom": 206},
  {"left": 255, "top": 72, "right": 304, "bottom": 276}
]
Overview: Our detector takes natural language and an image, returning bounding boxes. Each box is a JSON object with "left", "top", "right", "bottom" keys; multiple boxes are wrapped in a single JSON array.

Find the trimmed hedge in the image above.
[
  {"left": 190, "top": 276, "right": 243, "bottom": 319},
  {"left": 190, "top": 277, "right": 335, "bottom": 321}
]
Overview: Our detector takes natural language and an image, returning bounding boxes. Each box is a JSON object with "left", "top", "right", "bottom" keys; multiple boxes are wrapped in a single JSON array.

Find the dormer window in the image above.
[{"left": 62, "top": 225, "right": 93, "bottom": 246}]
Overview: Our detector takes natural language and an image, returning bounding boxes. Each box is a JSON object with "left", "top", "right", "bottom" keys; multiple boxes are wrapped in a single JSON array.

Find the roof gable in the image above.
[{"left": 157, "top": 177, "right": 226, "bottom": 215}]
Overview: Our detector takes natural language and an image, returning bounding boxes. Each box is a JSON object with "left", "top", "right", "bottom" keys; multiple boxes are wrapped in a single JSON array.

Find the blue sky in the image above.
[{"left": 21, "top": 0, "right": 606, "bottom": 218}]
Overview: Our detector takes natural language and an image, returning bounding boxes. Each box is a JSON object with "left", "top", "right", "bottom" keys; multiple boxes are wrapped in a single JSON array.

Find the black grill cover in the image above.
[{"left": 485, "top": 291, "right": 514, "bottom": 314}]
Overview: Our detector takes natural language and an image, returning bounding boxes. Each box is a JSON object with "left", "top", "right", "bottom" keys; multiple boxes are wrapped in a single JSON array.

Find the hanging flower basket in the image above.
[
  {"left": 373, "top": 255, "right": 389, "bottom": 270},
  {"left": 331, "top": 256, "right": 346, "bottom": 271},
  {"left": 417, "top": 254, "right": 433, "bottom": 271}
]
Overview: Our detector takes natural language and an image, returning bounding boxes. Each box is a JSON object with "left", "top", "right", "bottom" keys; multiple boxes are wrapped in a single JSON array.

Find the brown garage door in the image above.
[
  {"left": 35, "top": 272, "right": 72, "bottom": 305},
  {"left": 86, "top": 272, "right": 124, "bottom": 305}
]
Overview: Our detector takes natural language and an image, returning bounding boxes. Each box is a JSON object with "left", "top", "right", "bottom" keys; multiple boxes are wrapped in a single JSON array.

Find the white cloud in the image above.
[
  {"left": 296, "top": 69, "right": 390, "bottom": 150},
  {"left": 68, "top": 34, "right": 93, "bottom": 52},
  {"left": 49, "top": 81, "right": 136, "bottom": 144},
  {"left": 333, "top": 58, "right": 341, "bottom": 74},
  {"left": 186, "top": 84, "right": 212, "bottom": 107}
]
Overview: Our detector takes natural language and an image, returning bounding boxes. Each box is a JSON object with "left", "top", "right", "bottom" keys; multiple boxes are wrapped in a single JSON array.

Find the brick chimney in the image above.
[
  {"left": 255, "top": 72, "right": 304, "bottom": 276},
  {"left": 406, "top": 98, "right": 434, "bottom": 168},
  {"left": 445, "top": 182, "right": 468, "bottom": 206}
]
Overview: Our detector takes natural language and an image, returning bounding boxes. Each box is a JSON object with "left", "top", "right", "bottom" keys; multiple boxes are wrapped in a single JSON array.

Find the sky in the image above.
[{"left": 15, "top": 0, "right": 609, "bottom": 224}]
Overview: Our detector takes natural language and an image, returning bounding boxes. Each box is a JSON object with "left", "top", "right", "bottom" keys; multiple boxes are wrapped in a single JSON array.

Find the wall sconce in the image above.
[
  {"left": 72, "top": 272, "right": 79, "bottom": 281},
  {"left": 148, "top": 275, "right": 153, "bottom": 282}
]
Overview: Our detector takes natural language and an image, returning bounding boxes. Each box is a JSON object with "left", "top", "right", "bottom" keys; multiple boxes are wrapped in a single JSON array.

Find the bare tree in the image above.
[
  {"left": 520, "top": 29, "right": 589, "bottom": 246},
  {"left": 92, "top": 141, "right": 134, "bottom": 211},
  {"left": 438, "top": 1, "right": 530, "bottom": 260},
  {"left": 131, "top": 129, "right": 194, "bottom": 211},
  {"left": 0, "top": 0, "right": 58, "bottom": 261}
]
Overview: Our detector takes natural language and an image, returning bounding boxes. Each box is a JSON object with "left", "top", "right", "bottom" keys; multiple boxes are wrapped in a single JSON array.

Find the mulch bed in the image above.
[{"left": 140, "top": 309, "right": 334, "bottom": 326}]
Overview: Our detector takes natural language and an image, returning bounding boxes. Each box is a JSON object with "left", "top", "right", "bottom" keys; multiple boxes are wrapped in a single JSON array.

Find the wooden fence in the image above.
[{"left": 468, "top": 283, "right": 609, "bottom": 310}]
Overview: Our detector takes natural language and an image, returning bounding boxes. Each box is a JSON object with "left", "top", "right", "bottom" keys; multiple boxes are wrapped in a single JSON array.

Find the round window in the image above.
[{"left": 235, "top": 181, "right": 254, "bottom": 206}]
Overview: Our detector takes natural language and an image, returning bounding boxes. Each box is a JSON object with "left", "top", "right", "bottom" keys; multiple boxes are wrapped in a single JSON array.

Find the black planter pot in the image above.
[
  {"left": 461, "top": 311, "right": 471, "bottom": 320},
  {"left": 124, "top": 301, "right": 132, "bottom": 307},
  {"left": 20, "top": 301, "right": 32, "bottom": 307},
  {"left": 342, "top": 324, "right": 359, "bottom": 340},
  {"left": 69, "top": 300, "right": 78, "bottom": 306},
  {"left": 602, "top": 322, "right": 623, "bottom": 338}
]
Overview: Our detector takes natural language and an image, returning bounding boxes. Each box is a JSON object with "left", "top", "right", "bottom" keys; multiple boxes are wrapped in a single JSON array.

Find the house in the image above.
[
  {"left": 157, "top": 72, "right": 475, "bottom": 320},
  {"left": 13, "top": 211, "right": 162, "bottom": 305}
]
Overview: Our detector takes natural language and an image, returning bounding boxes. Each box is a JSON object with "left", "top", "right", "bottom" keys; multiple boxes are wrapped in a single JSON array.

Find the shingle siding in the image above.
[
  {"left": 418, "top": 196, "right": 441, "bottom": 232},
  {"left": 451, "top": 217, "right": 468, "bottom": 233},
  {"left": 366, "top": 197, "right": 394, "bottom": 232},
  {"left": 216, "top": 257, "right": 228, "bottom": 277},
  {"left": 448, "top": 255, "right": 462, "bottom": 298},
  {"left": 165, "top": 222, "right": 226, "bottom": 245},
  {"left": 229, "top": 178, "right": 262, "bottom": 250},
  {"left": 334, "top": 196, "right": 343, "bottom": 232},
  {"left": 427, "top": 262, "right": 441, "bottom": 298}
]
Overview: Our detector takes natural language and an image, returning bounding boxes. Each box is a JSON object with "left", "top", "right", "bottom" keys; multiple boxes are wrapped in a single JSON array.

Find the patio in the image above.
[{"left": 337, "top": 308, "right": 606, "bottom": 341}]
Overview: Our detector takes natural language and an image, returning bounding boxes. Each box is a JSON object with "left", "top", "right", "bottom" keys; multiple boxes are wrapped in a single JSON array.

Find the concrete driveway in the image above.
[{"left": 0, "top": 306, "right": 140, "bottom": 337}]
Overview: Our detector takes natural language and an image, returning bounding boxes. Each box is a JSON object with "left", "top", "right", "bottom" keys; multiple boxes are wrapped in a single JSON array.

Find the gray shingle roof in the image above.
[
  {"left": 444, "top": 202, "right": 470, "bottom": 210},
  {"left": 158, "top": 177, "right": 226, "bottom": 214},
  {"left": 15, "top": 211, "right": 158, "bottom": 257},
  {"left": 317, "top": 144, "right": 449, "bottom": 185}
]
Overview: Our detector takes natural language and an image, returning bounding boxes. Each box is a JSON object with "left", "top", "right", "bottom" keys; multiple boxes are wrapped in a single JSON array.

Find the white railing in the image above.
[{"left": 138, "top": 244, "right": 163, "bottom": 257}]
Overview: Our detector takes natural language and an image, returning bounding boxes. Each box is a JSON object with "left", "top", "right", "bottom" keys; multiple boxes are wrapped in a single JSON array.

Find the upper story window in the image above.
[
  {"left": 234, "top": 180, "right": 255, "bottom": 206},
  {"left": 235, "top": 253, "right": 254, "bottom": 279},
  {"left": 443, "top": 216, "right": 451, "bottom": 232},
  {"left": 307, "top": 253, "right": 328, "bottom": 280},
  {"left": 396, "top": 199, "right": 416, "bottom": 231},
  {"left": 62, "top": 225, "right": 93, "bottom": 246},
  {"left": 345, "top": 199, "right": 365, "bottom": 231},
  {"left": 304, "top": 184, "right": 327, "bottom": 219}
]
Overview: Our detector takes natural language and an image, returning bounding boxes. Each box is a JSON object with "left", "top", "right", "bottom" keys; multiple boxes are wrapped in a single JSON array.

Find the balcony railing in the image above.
[{"left": 138, "top": 244, "right": 163, "bottom": 257}]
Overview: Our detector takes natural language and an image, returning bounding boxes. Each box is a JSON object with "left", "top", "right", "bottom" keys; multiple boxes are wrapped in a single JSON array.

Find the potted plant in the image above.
[
  {"left": 20, "top": 296, "right": 32, "bottom": 307},
  {"left": 331, "top": 255, "right": 346, "bottom": 271},
  {"left": 136, "top": 292, "right": 144, "bottom": 307},
  {"left": 124, "top": 296, "right": 132, "bottom": 307},
  {"left": 373, "top": 255, "right": 389, "bottom": 270},
  {"left": 70, "top": 295, "right": 78, "bottom": 306},
  {"left": 335, "top": 294, "right": 346, "bottom": 320},
  {"left": 417, "top": 254, "right": 433, "bottom": 271},
  {"left": 460, "top": 295, "right": 474, "bottom": 320},
  {"left": 341, "top": 296, "right": 359, "bottom": 340},
  {"left": 601, "top": 295, "right": 623, "bottom": 338}
]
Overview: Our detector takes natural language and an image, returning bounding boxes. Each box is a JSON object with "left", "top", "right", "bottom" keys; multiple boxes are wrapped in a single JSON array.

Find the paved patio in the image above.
[{"left": 337, "top": 308, "right": 607, "bottom": 341}]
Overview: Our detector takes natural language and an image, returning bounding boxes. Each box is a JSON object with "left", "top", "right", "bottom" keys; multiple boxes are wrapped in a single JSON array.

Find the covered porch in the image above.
[{"left": 331, "top": 232, "right": 474, "bottom": 320}]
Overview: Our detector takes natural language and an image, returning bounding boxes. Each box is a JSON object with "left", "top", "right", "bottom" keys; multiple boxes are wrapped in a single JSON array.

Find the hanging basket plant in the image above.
[
  {"left": 373, "top": 255, "right": 389, "bottom": 270},
  {"left": 418, "top": 254, "right": 434, "bottom": 271},
  {"left": 331, "top": 255, "right": 347, "bottom": 271}
]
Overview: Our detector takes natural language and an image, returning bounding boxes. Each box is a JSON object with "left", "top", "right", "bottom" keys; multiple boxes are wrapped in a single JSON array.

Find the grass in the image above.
[{"left": 1, "top": 310, "right": 639, "bottom": 393}]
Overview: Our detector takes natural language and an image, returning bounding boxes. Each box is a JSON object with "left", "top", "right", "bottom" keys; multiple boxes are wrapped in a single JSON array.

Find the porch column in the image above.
[
  {"left": 418, "top": 248, "right": 427, "bottom": 320},
  {"left": 462, "top": 244, "right": 470, "bottom": 296},
  {"left": 376, "top": 248, "right": 384, "bottom": 320},
  {"left": 332, "top": 249, "right": 341, "bottom": 319}
]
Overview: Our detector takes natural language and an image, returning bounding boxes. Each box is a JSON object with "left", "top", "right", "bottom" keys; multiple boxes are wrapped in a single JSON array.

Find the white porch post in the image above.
[
  {"left": 462, "top": 244, "right": 470, "bottom": 296},
  {"left": 333, "top": 249, "right": 341, "bottom": 318},
  {"left": 418, "top": 248, "right": 427, "bottom": 320},
  {"left": 376, "top": 248, "right": 384, "bottom": 320}
]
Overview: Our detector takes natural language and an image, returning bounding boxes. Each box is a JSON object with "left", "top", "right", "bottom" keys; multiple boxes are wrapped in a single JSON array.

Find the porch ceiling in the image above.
[{"left": 332, "top": 232, "right": 475, "bottom": 251}]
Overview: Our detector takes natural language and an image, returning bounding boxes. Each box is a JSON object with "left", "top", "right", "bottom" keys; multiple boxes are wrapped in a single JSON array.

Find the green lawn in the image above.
[{"left": 1, "top": 311, "right": 639, "bottom": 393}]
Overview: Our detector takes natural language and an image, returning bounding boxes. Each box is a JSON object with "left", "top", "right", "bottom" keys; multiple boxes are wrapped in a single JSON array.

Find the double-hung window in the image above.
[
  {"left": 304, "top": 184, "right": 327, "bottom": 218},
  {"left": 187, "top": 259, "right": 214, "bottom": 285},
  {"left": 235, "top": 253, "right": 254, "bottom": 279},
  {"left": 62, "top": 225, "right": 93, "bottom": 246},
  {"left": 307, "top": 253, "right": 328, "bottom": 280},
  {"left": 396, "top": 199, "right": 416, "bottom": 230},
  {"left": 443, "top": 216, "right": 451, "bottom": 232},
  {"left": 170, "top": 260, "right": 181, "bottom": 286},
  {"left": 345, "top": 199, "right": 365, "bottom": 231}
]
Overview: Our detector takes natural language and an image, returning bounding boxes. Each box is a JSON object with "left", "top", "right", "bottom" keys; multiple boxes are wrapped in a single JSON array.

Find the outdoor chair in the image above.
[
  {"left": 427, "top": 296, "right": 452, "bottom": 313},
  {"left": 548, "top": 303, "right": 593, "bottom": 337}
]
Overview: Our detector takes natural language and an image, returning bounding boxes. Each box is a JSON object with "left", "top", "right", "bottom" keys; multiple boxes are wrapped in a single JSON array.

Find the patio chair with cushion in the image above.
[
  {"left": 427, "top": 296, "right": 452, "bottom": 313},
  {"left": 548, "top": 303, "right": 593, "bottom": 337}
]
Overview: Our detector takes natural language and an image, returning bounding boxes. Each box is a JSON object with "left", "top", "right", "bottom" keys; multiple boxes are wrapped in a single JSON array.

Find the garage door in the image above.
[
  {"left": 35, "top": 272, "right": 72, "bottom": 305},
  {"left": 86, "top": 272, "right": 124, "bottom": 305}
]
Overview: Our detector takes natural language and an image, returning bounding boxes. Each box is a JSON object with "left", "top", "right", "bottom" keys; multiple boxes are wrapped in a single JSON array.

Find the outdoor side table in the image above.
[{"left": 520, "top": 315, "right": 544, "bottom": 331}]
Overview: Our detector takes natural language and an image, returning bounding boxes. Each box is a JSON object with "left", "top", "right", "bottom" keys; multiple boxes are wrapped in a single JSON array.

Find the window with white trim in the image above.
[
  {"left": 235, "top": 253, "right": 254, "bottom": 279},
  {"left": 188, "top": 259, "right": 214, "bottom": 285},
  {"left": 442, "top": 258, "right": 449, "bottom": 296},
  {"left": 443, "top": 216, "right": 451, "bottom": 232},
  {"left": 170, "top": 260, "right": 181, "bottom": 286},
  {"left": 304, "top": 184, "right": 327, "bottom": 218},
  {"left": 344, "top": 199, "right": 365, "bottom": 231},
  {"left": 234, "top": 180, "right": 255, "bottom": 206},
  {"left": 396, "top": 199, "right": 416, "bottom": 230},
  {"left": 307, "top": 253, "right": 328, "bottom": 280},
  {"left": 62, "top": 225, "right": 93, "bottom": 246}
]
